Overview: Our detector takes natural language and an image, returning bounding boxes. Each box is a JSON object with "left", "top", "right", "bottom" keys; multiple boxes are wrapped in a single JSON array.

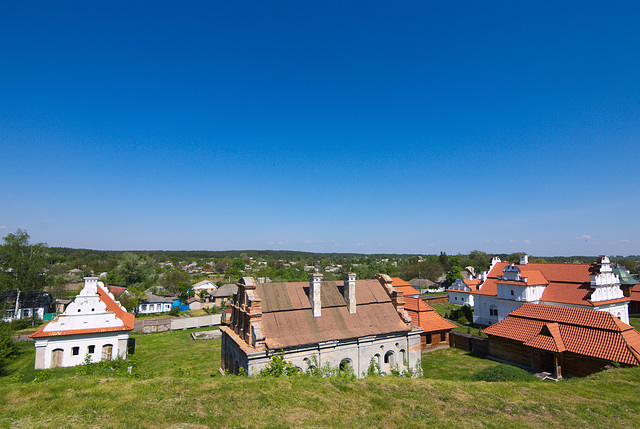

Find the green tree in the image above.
[
  {"left": 114, "top": 253, "right": 154, "bottom": 288},
  {"left": 444, "top": 265, "right": 463, "bottom": 287},
  {"left": 0, "top": 229, "right": 50, "bottom": 292}
]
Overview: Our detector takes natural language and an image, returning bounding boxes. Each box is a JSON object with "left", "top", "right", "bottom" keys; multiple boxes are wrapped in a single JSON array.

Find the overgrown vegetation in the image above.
[
  {"left": 1, "top": 331, "right": 640, "bottom": 427},
  {"left": 472, "top": 363, "right": 539, "bottom": 382}
]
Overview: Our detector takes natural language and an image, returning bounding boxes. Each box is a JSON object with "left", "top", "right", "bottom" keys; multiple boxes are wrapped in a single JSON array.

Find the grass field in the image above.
[{"left": 1, "top": 328, "right": 640, "bottom": 428}]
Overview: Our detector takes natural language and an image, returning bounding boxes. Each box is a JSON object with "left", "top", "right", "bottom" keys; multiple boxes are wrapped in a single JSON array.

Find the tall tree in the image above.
[{"left": 0, "top": 229, "right": 50, "bottom": 292}]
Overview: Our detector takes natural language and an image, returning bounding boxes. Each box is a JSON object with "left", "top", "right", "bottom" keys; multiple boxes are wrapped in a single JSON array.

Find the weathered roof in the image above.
[
  {"left": 254, "top": 279, "right": 414, "bottom": 349},
  {"left": 141, "top": 293, "right": 174, "bottom": 304},
  {"left": 482, "top": 303, "right": 640, "bottom": 365},
  {"left": 211, "top": 283, "right": 238, "bottom": 298},
  {"left": 2, "top": 290, "right": 52, "bottom": 309}
]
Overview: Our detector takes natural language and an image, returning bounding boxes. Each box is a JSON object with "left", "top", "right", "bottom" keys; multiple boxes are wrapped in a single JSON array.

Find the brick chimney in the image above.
[
  {"left": 343, "top": 272, "right": 356, "bottom": 314},
  {"left": 308, "top": 273, "right": 323, "bottom": 317}
]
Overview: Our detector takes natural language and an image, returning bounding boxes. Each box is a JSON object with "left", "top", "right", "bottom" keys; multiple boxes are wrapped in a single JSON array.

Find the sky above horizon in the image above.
[{"left": 1, "top": 1, "right": 639, "bottom": 257}]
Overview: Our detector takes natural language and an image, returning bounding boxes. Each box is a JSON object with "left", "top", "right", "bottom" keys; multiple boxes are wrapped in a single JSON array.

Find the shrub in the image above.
[
  {"left": 0, "top": 323, "right": 18, "bottom": 375},
  {"left": 472, "top": 364, "right": 537, "bottom": 382},
  {"left": 259, "top": 352, "right": 300, "bottom": 377},
  {"left": 168, "top": 306, "right": 180, "bottom": 316}
]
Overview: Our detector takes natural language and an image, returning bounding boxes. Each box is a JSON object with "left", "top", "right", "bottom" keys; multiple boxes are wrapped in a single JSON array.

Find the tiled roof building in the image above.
[
  {"left": 482, "top": 303, "right": 640, "bottom": 378},
  {"left": 473, "top": 255, "right": 630, "bottom": 326},
  {"left": 30, "top": 277, "right": 134, "bottom": 369},
  {"left": 404, "top": 296, "right": 457, "bottom": 349},
  {"left": 220, "top": 273, "right": 422, "bottom": 377}
]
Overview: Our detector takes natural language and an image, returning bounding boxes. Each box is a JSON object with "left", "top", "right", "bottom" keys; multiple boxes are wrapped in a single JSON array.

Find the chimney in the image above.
[
  {"left": 343, "top": 272, "right": 356, "bottom": 314},
  {"left": 308, "top": 273, "right": 323, "bottom": 317},
  {"left": 520, "top": 254, "right": 529, "bottom": 265}
]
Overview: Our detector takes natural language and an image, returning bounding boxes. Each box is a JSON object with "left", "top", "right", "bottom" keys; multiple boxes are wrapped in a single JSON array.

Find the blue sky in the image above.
[{"left": 1, "top": 1, "right": 639, "bottom": 256}]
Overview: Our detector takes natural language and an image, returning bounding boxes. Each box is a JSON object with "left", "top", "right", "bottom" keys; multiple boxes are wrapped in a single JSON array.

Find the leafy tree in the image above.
[
  {"left": 444, "top": 265, "right": 463, "bottom": 287},
  {"left": 114, "top": 253, "right": 154, "bottom": 288},
  {"left": 0, "top": 229, "right": 50, "bottom": 292},
  {"left": 160, "top": 268, "right": 189, "bottom": 293}
]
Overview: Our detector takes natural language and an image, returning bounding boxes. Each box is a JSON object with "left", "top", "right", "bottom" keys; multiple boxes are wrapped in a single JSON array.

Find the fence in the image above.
[
  {"left": 422, "top": 294, "right": 449, "bottom": 305},
  {"left": 133, "top": 314, "right": 221, "bottom": 333},
  {"left": 449, "top": 331, "right": 489, "bottom": 355}
]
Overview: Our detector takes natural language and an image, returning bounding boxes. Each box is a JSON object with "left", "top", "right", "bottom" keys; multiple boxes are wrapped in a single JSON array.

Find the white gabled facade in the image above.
[
  {"left": 30, "top": 277, "right": 134, "bottom": 369},
  {"left": 473, "top": 255, "right": 630, "bottom": 326}
]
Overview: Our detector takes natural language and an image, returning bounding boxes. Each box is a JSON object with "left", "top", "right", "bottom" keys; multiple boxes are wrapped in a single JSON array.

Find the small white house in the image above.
[
  {"left": 30, "top": 277, "right": 134, "bottom": 369},
  {"left": 446, "top": 277, "right": 480, "bottom": 306},
  {"left": 137, "top": 293, "right": 174, "bottom": 314}
]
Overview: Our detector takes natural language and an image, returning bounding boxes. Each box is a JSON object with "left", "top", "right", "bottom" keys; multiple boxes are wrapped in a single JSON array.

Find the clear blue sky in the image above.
[{"left": 1, "top": 1, "right": 639, "bottom": 256}]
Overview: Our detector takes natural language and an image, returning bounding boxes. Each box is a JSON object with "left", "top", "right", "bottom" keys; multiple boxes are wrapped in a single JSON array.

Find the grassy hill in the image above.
[{"left": 1, "top": 328, "right": 639, "bottom": 428}]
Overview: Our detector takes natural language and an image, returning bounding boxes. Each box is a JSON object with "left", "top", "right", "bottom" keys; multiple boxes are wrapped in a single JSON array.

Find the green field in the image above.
[{"left": 1, "top": 328, "right": 639, "bottom": 428}]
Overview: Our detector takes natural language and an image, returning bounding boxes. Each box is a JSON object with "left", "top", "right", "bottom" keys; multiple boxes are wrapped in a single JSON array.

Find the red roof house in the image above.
[
  {"left": 482, "top": 302, "right": 640, "bottom": 378},
  {"left": 30, "top": 277, "right": 134, "bottom": 369},
  {"left": 404, "top": 296, "right": 457, "bottom": 350}
]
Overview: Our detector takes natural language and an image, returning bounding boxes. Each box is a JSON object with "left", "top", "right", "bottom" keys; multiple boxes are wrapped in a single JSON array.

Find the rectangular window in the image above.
[
  {"left": 426, "top": 334, "right": 432, "bottom": 344},
  {"left": 440, "top": 332, "right": 447, "bottom": 342},
  {"left": 72, "top": 346, "right": 80, "bottom": 356},
  {"left": 88, "top": 345, "right": 95, "bottom": 354}
]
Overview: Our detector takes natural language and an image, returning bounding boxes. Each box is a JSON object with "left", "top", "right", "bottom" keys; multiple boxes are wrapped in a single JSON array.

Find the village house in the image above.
[
  {"left": 2, "top": 290, "right": 54, "bottom": 322},
  {"left": 482, "top": 302, "right": 640, "bottom": 378},
  {"left": 30, "top": 277, "right": 134, "bottom": 369},
  {"left": 210, "top": 283, "right": 238, "bottom": 308},
  {"left": 446, "top": 277, "right": 481, "bottom": 306},
  {"left": 137, "top": 293, "right": 174, "bottom": 314},
  {"left": 220, "top": 273, "right": 422, "bottom": 377},
  {"left": 473, "top": 255, "right": 630, "bottom": 326}
]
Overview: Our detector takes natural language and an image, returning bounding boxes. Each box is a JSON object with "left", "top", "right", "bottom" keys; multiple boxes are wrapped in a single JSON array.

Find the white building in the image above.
[
  {"left": 473, "top": 255, "right": 630, "bottom": 326},
  {"left": 137, "top": 293, "right": 174, "bottom": 314},
  {"left": 446, "top": 277, "right": 481, "bottom": 306},
  {"left": 30, "top": 277, "right": 134, "bottom": 369},
  {"left": 220, "top": 273, "right": 422, "bottom": 377}
]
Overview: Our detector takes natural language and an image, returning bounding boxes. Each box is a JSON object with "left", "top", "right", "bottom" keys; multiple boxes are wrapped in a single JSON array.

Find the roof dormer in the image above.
[{"left": 502, "top": 264, "right": 521, "bottom": 281}]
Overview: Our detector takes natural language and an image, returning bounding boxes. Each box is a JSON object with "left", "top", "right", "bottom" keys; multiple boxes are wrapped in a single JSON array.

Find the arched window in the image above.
[
  {"left": 399, "top": 349, "right": 406, "bottom": 365},
  {"left": 339, "top": 359, "right": 352, "bottom": 372},
  {"left": 384, "top": 351, "right": 395, "bottom": 366},
  {"left": 373, "top": 353, "right": 381, "bottom": 366}
]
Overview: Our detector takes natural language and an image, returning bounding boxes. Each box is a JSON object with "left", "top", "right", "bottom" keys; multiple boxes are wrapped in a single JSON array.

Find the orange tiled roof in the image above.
[
  {"left": 631, "top": 284, "right": 640, "bottom": 302},
  {"left": 475, "top": 261, "right": 628, "bottom": 306},
  {"left": 482, "top": 303, "right": 640, "bottom": 365},
  {"left": 405, "top": 296, "right": 457, "bottom": 332},
  {"left": 463, "top": 279, "right": 481, "bottom": 291},
  {"left": 30, "top": 284, "right": 134, "bottom": 338},
  {"left": 391, "top": 277, "right": 421, "bottom": 296}
]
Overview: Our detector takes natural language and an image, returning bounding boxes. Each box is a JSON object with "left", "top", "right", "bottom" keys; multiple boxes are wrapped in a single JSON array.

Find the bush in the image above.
[
  {"left": 168, "top": 306, "right": 180, "bottom": 316},
  {"left": 472, "top": 364, "right": 537, "bottom": 382},
  {"left": 0, "top": 323, "right": 19, "bottom": 375}
]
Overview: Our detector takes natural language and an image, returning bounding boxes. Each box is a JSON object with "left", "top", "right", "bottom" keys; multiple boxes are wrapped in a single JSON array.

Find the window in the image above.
[
  {"left": 384, "top": 351, "right": 395, "bottom": 366},
  {"left": 88, "top": 345, "right": 95, "bottom": 354},
  {"left": 510, "top": 290, "right": 514, "bottom": 296},
  {"left": 489, "top": 308, "right": 498, "bottom": 316},
  {"left": 72, "top": 346, "right": 80, "bottom": 356},
  {"left": 426, "top": 334, "right": 432, "bottom": 344},
  {"left": 441, "top": 332, "right": 447, "bottom": 342}
]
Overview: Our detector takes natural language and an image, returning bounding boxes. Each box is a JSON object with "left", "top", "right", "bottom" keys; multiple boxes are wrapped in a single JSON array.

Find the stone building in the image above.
[
  {"left": 30, "top": 277, "right": 134, "bottom": 369},
  {"left": 220, "top": 273, "right": 422, "bottom": 377}
]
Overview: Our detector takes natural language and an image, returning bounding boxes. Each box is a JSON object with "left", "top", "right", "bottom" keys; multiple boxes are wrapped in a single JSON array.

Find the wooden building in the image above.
[{"left": 482, "top": 303, "right": 640, "bottom": 378}]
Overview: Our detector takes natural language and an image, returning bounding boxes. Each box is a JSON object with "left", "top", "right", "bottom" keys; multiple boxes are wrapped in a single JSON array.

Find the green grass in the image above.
[
  {"left": 629, "top": 314, "right": 640, "bottom": 331},
  {"left": 1, "top": 330, "right": 640, "bottom": 428}
]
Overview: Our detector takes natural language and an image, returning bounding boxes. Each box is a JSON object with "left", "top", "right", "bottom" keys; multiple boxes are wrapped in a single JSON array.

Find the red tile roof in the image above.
[
  {"left": 475, "top": 261, "right": 629, "bottom": 307},
  {"left": 482, "top": 303, "right": 640, "bottom": 365},
  {"left": 391, "top": 277, "right": 421, "bottom": 296},
  {"left": 404, "top": 296, "right": 457, "bottom": 333}
]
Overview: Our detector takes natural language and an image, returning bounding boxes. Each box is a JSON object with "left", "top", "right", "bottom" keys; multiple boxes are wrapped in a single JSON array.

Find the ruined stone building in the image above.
[{"left": 220, "top": 273, "right": 422, "bottom": 377}]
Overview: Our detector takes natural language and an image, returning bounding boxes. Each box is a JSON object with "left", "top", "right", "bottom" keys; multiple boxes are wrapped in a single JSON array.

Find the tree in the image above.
[
  {"left": 0, "top": 323, "right": 18, "bottom": 375},
  {"left": 0, "top": 229, "right": 50, "bottom": 292},
  {"left": 114, "top": 253, "right": 154, "bottom": 288},
  {"left": 444, "top": 265, "right": 463, "bottom": 287}
]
